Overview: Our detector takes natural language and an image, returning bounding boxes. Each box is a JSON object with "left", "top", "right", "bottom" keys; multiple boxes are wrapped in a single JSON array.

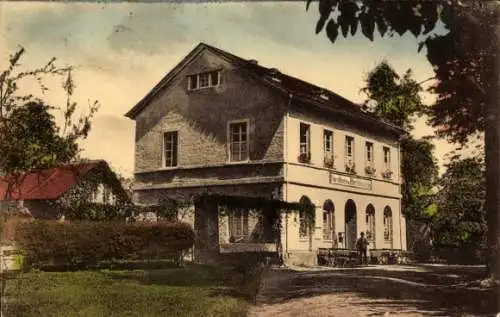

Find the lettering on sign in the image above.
[{"left": 329, "top": 172, "right": 373, "bottom": 190}]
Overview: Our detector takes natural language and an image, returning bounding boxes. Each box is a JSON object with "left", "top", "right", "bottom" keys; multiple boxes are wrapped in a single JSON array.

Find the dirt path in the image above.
[{"left": 249, "top": 265, "right": 494, "bottom": 317}]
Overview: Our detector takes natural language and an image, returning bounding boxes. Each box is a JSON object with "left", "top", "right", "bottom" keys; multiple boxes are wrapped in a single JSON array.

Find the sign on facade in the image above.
[{"left": 329, "top": 173, "right": 373, "bottom": 190}]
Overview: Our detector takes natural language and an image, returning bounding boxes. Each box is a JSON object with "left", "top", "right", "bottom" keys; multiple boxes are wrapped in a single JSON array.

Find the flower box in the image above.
[
  {"left": 324, "top": 156, "right": 334, "bottom": 169},
  {"left": 298, "top": 152, "right": 311, "bottom": 163},
  {"left": 365, "top": 165, "right": 376, "bottom": 175},
  {"left": 345, "top": 160, "right": 356, "bottom": 174},
  {"left": 382, "top": 169, "right": 393, "bottom": 179}
]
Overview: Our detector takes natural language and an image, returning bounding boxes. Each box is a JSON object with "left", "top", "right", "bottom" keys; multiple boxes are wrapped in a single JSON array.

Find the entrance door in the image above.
[{"left": 344, "top": 199, "right": 357, "bottom": 249}]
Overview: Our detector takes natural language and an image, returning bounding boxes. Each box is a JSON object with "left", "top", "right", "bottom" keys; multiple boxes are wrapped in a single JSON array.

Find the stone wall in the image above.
[{"left": 133, "top": 48, "right": 287, "bottom": 173}]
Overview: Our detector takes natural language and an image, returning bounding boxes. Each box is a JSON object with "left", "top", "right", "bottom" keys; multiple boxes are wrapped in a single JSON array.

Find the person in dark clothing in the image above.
[{"left": 356, "top": 232, "right": 369, "bottom": 265}]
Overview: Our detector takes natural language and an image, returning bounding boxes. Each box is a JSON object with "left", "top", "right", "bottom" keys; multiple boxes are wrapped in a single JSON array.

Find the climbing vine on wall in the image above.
[
  {"left": 54, "top": 163, "right": 132, "bottom": 221},
  {"left": 187, "top": 193, "right": 316, "bottom": 228}
]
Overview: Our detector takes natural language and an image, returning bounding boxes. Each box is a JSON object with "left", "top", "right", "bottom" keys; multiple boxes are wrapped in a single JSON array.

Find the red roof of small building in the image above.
[{"left": 0, "top": 161, "right": 106, "bottom": 201}]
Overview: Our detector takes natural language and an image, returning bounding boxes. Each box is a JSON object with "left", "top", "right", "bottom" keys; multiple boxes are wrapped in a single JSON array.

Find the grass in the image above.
[{"left": 2, "top": 263, "right": 266, "bottom": 317}]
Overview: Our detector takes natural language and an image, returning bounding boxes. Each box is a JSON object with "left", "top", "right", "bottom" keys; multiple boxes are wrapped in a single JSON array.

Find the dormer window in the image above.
[
  {"left": 314, "top": 89, "right": 329, "bottom": 101},
  {"left": 269, "top": 68, "right": 280, "bottom": 75},
  {"left": 188, "top": 70, "right": 220, "bottom": 91},
  {"left": 269, "top": 68, "right": 281, "bottom": 83}
]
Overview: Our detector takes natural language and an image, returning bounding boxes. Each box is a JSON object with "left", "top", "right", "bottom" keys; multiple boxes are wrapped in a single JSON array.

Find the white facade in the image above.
[{"left": 279, "top": 110, "right": 406, "bottom": 259}]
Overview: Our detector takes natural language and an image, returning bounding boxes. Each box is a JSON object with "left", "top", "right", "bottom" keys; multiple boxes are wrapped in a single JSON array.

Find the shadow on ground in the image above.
[
  {"left": 258, "top": 265, "right": 495, "bottom": 316},
  {"left": 103, "top": 263, "right": 264, "bottom": 302},
  {"left": 104, "top": 264, "right": 234, "bottom": 287}
]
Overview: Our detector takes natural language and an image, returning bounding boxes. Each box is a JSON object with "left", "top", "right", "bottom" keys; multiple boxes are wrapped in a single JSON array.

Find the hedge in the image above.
[{"left": 15, "top": 220, "right": 195, "bottom": 270}]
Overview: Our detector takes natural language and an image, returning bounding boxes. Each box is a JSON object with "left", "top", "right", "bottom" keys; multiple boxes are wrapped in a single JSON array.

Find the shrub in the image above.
[
  {"left": 61, "top": 202, "right": 133, "bottom": 221},
  {"left": 0, "top": 216, "right": 32, "bottom": 244},
  {"left": 15, "top": 220, "right": 194, "bottom": 270}
]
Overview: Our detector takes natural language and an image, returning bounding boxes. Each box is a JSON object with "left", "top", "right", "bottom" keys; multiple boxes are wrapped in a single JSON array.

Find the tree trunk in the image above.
[{"left": 485, "top": 3, "right": 500, "bottom": 311}]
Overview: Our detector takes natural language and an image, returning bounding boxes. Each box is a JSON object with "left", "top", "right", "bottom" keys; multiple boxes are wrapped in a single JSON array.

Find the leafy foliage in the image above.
[
  {"left": 432, "top": 157, "right": 487, "bottom": 262},
  {"left": 58, "top": 202, "right": 132, "bottom": 222},
  {"left": 424, "top": 3, "right": 495, "bottom": 145},
  {"left": 311, "top": 0, "right": 498, "bottom": 270},
  {"left": 15, "top": 220, "right": 195, "bottom": 270},
  {"left": 362, "top": 61, "right": 426, "bottom": 130},
  {"left": 196, "top": 193, "right": 316, "bottom": 228},
  {"left": 1, "top": 102, "right": 79, "bottom": 175},
  {"left": 361, "top": 61, "right": 438, "bottom": 221},
  {"left": 400, "top": 136, "right": 438, "bottom": 220},
  {"left": 53, "top": 162, "right": 132, "bottom": 221},
  {"left": 310, "top": 0, "right": 496, "bottom": 145},
  {"left": 0, "top": 47, "right": 99, "bottom": 177}
]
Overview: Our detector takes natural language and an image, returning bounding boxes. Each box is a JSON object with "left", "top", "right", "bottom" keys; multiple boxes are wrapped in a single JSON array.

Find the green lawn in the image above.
[{"left": 3, "top": 264, "right": 265, "bottom": 317}]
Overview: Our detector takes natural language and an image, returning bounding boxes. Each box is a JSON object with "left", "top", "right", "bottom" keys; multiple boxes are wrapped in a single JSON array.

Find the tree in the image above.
[
  {"left": 309, "top": 0, "right": 500, "bottom": 283},
  {"left": 0, "top": 101, "right": 78, "bottom": 174},
  {"left": 0, "top": 47, "right": 99, "bottom": 192},
  {"left": 362, "top": 60, "right": 427, "bottom": 130},
  {"left": 361, "top": 60, "right": 439, "bottom": 255},
  {"left": 432, "top": 156, "right": 487, "bottom": 263}
]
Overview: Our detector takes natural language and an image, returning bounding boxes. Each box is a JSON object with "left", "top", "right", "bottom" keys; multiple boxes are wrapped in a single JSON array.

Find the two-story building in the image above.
[{"left": 125, "top": 42, "right": 407, "bottom": 265}]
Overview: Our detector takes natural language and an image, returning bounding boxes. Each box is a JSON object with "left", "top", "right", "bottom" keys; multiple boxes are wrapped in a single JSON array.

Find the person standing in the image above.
[{"left": 356, "top": 232, "right": 369, "bottom": 265}]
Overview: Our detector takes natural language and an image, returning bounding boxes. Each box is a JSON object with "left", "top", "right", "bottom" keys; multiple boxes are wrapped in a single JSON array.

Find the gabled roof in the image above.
[
  {"left": 124, "top": 42, "right": 406, "bottom": 137},
  {"left": 0, "top": 160, "right": 116, "bottom": 201}
]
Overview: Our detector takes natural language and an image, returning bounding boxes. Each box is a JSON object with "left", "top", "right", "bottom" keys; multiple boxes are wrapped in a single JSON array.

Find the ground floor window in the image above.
[
  {"left": 228, "top": 209, "right": 249, "bottom": 242},
  {"left": 322, "top": 211, "right": 334, "bottom": 240},
  {"left": 366, "top": 204, "right": 376, "bottom": 247},
  {"left": 383, "top": 206, "right": 393, "bottom": 243},
  {"left": 299, "top": 209, "right": 309, "bottom": 238},
  {"left": 298, "top": 196, "right": 314, "bottom": 239},
  {"left": 322, "top": 199, "right": 335, "bottom": 241}
]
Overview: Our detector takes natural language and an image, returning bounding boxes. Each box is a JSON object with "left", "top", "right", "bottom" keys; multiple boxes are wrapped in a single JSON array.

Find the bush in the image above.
[
  {"left": 0, "top": 216, "right": 32, "bottom": 244},
  {"left": 15, "top": 220, "right": 194, "bottom": 270},
  {"left": 61, "top": 202, "right": 133, "bottom": 221}
]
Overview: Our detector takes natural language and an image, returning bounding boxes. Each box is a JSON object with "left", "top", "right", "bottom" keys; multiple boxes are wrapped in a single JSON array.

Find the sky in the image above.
[{"left": 0, "top": 2, "right": 480, "bottom": 178}]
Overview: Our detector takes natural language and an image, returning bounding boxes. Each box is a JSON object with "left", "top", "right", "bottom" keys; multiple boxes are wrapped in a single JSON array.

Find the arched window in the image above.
[
  {"left": 365, "top": 204, "right": 376, "bottom": 247},
  {"left": 383, "top": 206, "right": 393, "bottom": 243},
  {"left": 322, "top": 200, "right": 335, "bottom": 241},
  {"left": 299, "top": 196, "right": 313, "bottom": 238}
]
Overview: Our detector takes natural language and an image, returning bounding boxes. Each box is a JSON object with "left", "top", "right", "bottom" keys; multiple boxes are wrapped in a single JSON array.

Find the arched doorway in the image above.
[
  {"left": 344, "top": 199, "right": 357, "bottom": 249},
  {"left": 365, "top": 204, "right": 376, "bottom": 248},
  {"left": 299, "top": 195, "right": 314, "bottom": 251},
  {"left": 322, "top": 199, "right": 335, "bottom": 242},
  {"left": 383, "top": 206, "right": 393, "bottom": 248}
]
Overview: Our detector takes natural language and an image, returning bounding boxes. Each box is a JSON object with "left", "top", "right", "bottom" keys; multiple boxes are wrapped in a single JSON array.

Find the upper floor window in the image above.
[
  {"left": 299, "top": 123, "right": 311, "bottom": 163},
  {"left": 323, "top": 129, "right": 334, "bottom": 168},
  {"left": 365, "top": 142, "right": 374, "bottom": 165},
  {"left": 228, "top": 120, "right": 249, "bottom": 162},
  {"left": 323, "top": 130, "right": 333, "bottom": 157},
  {"left": 164, "top": 131, "right": 179, "bottom": 167},
  {"left": 188, "top": 70, "right": 220, "bottom": 91},
  {"left": 345, "top": 136, "right": 354, "bottom": 160},
  {"left": 383, "top": 146, "right": 391, "bottom": 169}
]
